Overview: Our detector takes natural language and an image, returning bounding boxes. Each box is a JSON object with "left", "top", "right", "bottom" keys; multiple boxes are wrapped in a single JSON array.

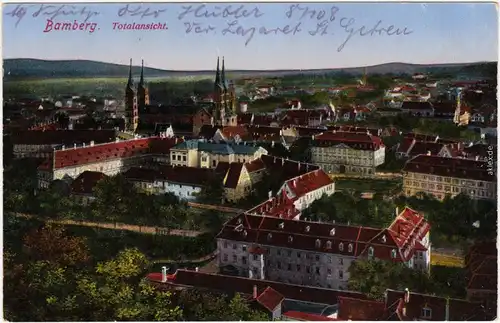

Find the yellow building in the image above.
[
  {"left": 170, "top": 139, "right": 267, "bottom": 169},
  {"left": 310, "top": 131, "right": 385, "bottom": 175},
  {"left": 402, "top": 155, "right": 496, "bottom": 200}
]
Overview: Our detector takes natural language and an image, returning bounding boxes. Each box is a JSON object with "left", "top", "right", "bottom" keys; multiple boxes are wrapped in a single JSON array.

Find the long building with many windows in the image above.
[
  {"left": 216, "top": 207, "right": 430, "bottom": 290},
  {"left": 402, "top": 155, "right": 496, "bottom": 200},
  {"left": 310, "top": 131, "right": 385, "bottom": 175}
]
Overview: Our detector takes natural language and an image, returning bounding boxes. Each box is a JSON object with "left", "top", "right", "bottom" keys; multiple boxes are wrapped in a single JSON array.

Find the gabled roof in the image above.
[
  {"left": 283, "top": 311, "right": 338, "bottom": 321},
  {"left": 255, "top": 287, "right": 285, "bottom": 312},
  {"left": 70, "top": 171, "right": 107, "bottom": 195},
  {"left": 146, "top": 269, "right": 367, "bottom": 306},
  {"left": 465, "top": 240, "right": 497, "bottom": 291},
  {"left": 337, "top": 296, "right": 386, "bottom": 320},
  {"left": 224, "top": 163, "right": 244, "bottom": 189},
  {"left": 313, "top": 131, "right": 384, "bottom": 151},
  {"left": 403, "top": 155, "right": 496, "bottom": 182}
]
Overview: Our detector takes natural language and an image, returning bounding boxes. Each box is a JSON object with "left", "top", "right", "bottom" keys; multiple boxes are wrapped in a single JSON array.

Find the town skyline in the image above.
[{"left": 3, "top": 2, "right": 497, "bottom": 70}]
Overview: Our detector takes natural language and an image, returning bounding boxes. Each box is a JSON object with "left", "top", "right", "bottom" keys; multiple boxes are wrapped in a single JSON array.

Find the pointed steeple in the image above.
[
  {"left": 214, "top": 57, "right": 221, "bottom": 89},
  {"left": 221, "top": 57, "right": 228, "bottom": 90},
  {"left": 139, "top": 59, "right": 145, "bottom": 86},
  {"left": 127, "top": 58, "right": 134, "bottom": 88}
]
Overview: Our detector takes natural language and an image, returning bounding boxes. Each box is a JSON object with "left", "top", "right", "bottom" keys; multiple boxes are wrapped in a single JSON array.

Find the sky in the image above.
[{"left": 2, "top": 2, "right": 498, "bottom": 70}]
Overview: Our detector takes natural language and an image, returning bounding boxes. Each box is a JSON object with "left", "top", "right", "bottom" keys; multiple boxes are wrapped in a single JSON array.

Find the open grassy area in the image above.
[
  {"left": 335, "top": 178, "right": 402, "bottom": 195},
  {"left": 431, "top": 253, "right": 465, "bottom": 268}
]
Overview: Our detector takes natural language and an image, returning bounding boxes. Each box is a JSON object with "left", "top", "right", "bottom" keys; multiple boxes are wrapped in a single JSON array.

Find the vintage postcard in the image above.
[{"left": 3, "top": 2, "right": 498, "bottom": 322}]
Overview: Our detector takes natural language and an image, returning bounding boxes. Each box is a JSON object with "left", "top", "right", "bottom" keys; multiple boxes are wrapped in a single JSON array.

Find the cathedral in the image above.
[{"left": 124, "top": 57, "right": 238, "bottom": 134}]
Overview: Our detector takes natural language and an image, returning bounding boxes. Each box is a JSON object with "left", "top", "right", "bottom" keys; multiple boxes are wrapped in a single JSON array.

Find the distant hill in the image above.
[{"left": 3, "top": 58, "right": 497, "bottom": 80}]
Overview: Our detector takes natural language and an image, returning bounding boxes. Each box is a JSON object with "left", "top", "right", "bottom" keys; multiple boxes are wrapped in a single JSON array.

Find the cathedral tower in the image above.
[
  {"left": 213, "top": 57, "right": 237, "bottom": 126},
  {"left": 125, "top": 59, "right": 138, "bottom": 133},
  {"left": 137, "top": 59, "right": 150, "bottom": 112}
]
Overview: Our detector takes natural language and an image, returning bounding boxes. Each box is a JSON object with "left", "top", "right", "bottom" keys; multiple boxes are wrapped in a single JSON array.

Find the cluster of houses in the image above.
[{"left": 6, "top": 64, "right": 497, "bottom": 321}]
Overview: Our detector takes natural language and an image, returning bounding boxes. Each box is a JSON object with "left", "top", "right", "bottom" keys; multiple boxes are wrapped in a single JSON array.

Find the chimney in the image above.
[
  {"left": 268, "top": 190, "right": 273, "bottom": 199},
  {"left": 253, "top": 285, "right": 258, "bottom": 298},
  {"left": 74, "top": 143, "right": 77, "bottom": 149},
  {"left": 475, "top": 155, "right": 479, "bottom": 161},
  {"left": 298, "top": 162, "right": 301, "bottom": 171},
  {"left": 115, "top": 138, "right": 120, "bottom": 143},
  {"left": 90, "top": 141, "right": 95, "bottom": 147},
  {"left": 271, "top": 140, "right": 275, "bottom": 148},
  {"left": 282, "top": 159, "right": 285, "bottom": 166},
  {"left": 61, "top": 145, "right": 65, "bottom": 150},
  {"left": 161, "top": 266, "right": 168, "bottom": 283},
  {"left": 83, "top": 143, "right": 86, "bottom": 147},
  {"left": 195, "top": 267, "right": 199, "bottom": 272},
  {"left": 445, "top": 297, "right": 450, "bottom": 321},
  {"left": 427, "top": 150, "right": 431, "bottom": 156}
]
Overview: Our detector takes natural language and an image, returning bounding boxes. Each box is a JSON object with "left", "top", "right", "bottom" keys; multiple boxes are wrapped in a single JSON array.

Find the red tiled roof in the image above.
[
  {"left": 403, "top": 155, "right": 496, "bottom": 182},
  {"left": 337, "top": 296, "right": 386, "bottom": 320},
  {"left": 283, "top": 311, "right": 338, "bottom": 321},
  {"left": 313, "top": 131, "right": 384, "bottom": 151},
  {"left": 244, "top": 158, "right": 266, "bottom": 173},
  {"left": 218, "top": 207, "right": 428, "bottom": 263},
  {"left": 465, "top": 240, "right": 497, "bottom": 291},
  {"left": 256, "top": 287, "right": 285, "bottom": 312},
  {"left": 70, "top": 171, "right": 107, "bottom": 195},
  {"left": 408, "top": 141, "right": 446, "bottom": 157},
  {"left": 397, "top": 138, "right": 415, "bottom": 155},
  {"left": 221, "top": 125, "right": 249, "bottom": 140},
  {"left": 386, "top": 289, "right": 491, "bottom": 321},
  {"left": 147, "top": 269, "right": 367, "bottom": 306}
]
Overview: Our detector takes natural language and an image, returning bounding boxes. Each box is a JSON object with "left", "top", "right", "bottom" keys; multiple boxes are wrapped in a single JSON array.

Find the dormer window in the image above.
[
  {"left": 391, "top": 249, "right": 397, "bottom": 259},
  {"left": 237, "top": 218, "right": 242, "bottom": 224},
  {"left": 330, "top": 228, "right": 336, "bottom": 236},
  {"left": 348, "top": 244, "right": 353, "bottom": 253},
  {"left": 242, "top": 230, "right": 248, "bottom": 237},
  {"left": 326, "top": 241, "right": 332, "bottom": 249},
  {"left": 267, "top": 233, "right": 272, "bottom": 241},
  {"left": 288, "top": 236, "right": 293, "bottom": 243},
  {"left": 305, "top": 225, "right": 310, "bottom": 232},
  {"left": 368, "top": 247, "right": 374, "bottom": 257},
  {"left": 421, "top": 307, "right": 432, "bottom": 319},
  {"left": 339, "top": 242, "right": 344, "bottom": 251},
  {"left": 381, "top": 235, "right": 387, "bottom": 243},
  {"left": 279, "top": 222, "right": 284, "bottom": 229},
  {"left": 315, "top": 239, "right": 321, "bottom": 248}
]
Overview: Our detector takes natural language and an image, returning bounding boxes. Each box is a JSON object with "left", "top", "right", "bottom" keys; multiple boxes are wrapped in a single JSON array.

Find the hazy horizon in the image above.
[{"left": 3, "top": 2, "right": 497, "bottom": 70}]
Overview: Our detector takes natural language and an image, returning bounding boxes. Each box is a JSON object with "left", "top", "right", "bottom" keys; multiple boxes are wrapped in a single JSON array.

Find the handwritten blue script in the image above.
[
  {"left": 178, "top": 4, "right": 414, "bottom": 50},
  {"left": 5, "top": 4, "right": 100, "bottom": 27},
  {"left": 117, "top": 4, "right": 167, "bottom": 19}
]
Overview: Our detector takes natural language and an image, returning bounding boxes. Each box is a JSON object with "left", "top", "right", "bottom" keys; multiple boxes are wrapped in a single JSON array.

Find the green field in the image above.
[{"left": 335, "top": 178, "right": 402, "bottom": 195}]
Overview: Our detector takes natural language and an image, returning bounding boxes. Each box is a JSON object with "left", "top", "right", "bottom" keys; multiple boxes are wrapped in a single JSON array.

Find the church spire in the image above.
[
  {"left": 127, "top": 58, "right": 134, "bottom": 88},
  {"left": 139, "top": 59, "right": 144, "bottom": 86},
  {"left": 215, "top": 57, "right": 221, "bottom": 88},
  {"left": 221, "top": 56, "right": 228, "bottom": 90}
]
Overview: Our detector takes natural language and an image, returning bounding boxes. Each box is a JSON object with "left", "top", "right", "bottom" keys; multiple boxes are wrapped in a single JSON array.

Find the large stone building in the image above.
[
  {"left": 216, "top": 207, "right": 431, "bottom": 290},
  {"left": 169, "top": 139, "right": 267, "bottom": 169},
  {"left": 402, "top": 155, "right": 496, "bottom": 200},
  {"left": 310, "top": 131, "right": 385, "bottom": 175},
  {"left": 36, "top": 136, "right": 180, "bottom": 188}
]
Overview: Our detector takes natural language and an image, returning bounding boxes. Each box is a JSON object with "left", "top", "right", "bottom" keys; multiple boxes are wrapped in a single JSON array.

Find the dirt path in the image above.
[{"left": 13, "top": 213, "right": 205, "bottom": 237}]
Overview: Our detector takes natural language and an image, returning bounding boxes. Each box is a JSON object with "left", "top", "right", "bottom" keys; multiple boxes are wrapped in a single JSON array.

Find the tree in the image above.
[{"left": 23, "top": 224, "right": 91, "bottom": 267}]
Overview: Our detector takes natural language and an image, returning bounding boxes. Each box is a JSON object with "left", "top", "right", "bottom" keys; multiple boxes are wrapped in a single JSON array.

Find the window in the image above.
[
  {"left": 368, "top": 247, "right": 374, "bottom": 258},
  {"left": 297, "top": 252, "right": 301, "bottom": 258},
  {"left": 232, "top": 255, "right": 237, "bottom": 262},
  {"left": 339, "top": 258, "right": 344, "bottom": 265},
  {"left": 233, "top": 244, "right": 237, "bottom": 250},
  {"left": 296, "top": 264, "right": 301, "bottom": 271},
  {"left": 287, "top": 250, "right": 292, "bottom": 257},
  {"left": 277, "top": 249, "right": 281, "bottom": 256},
  {"left": 391, "top": 249, "right": 397, "bottom": 259},
  {"left": 348, "top": 244, "right": 353, "bottom": 253},
  {"left": 327, "top": 268, "right": 332, "bottom": 275},
  {"left": 339, "top": 242, "right": 344, "bottom": 251},
  {"left": 182, "top": 156, "right": 186, "bottom": 162},
  {"left": 306, "top": 266, "right": 311, "bottom": 273},
  {"left": 253, "top": 254, "right": 258, "bottom": 261},
  {"left": 242, "top": 245, "right": 247, "bottom": 252},
  {"left": 242, "top": 256, "right": 247, "bottom": 265},
  {"left": 224, "top": 242, "right": 228, "bottom": 248},
  {"left": 277, "top": 261, "right": 282, "bottom": 269},
  {"left": 326, "top": 241, "right": 332, "bottom": 249},
  {"left": 267, "top": 233, "right": 272, "bottom": 241},
  {"left": 338, "top": 270, "right": 344, "bottom": 280},
  {"left": 328, "top": 256, "right": 332, "bottom": 263},
  {"left": 315, "top": 255, "right": 320, "bottom": 262},
  {"left": 315, "top": 267, "right": 320, "bottom": 275},
  {"left": 421, "top": 307, "right": 432, "bottom": 319},
  {"left": 288, "top": 263, "right": 292, "bottom": 271},
  {"left": 223, "top": 254, "right": 228, "bottom": 261},
  {"left": 212, "top": 160, "right": 216, "bottom": 167}
]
